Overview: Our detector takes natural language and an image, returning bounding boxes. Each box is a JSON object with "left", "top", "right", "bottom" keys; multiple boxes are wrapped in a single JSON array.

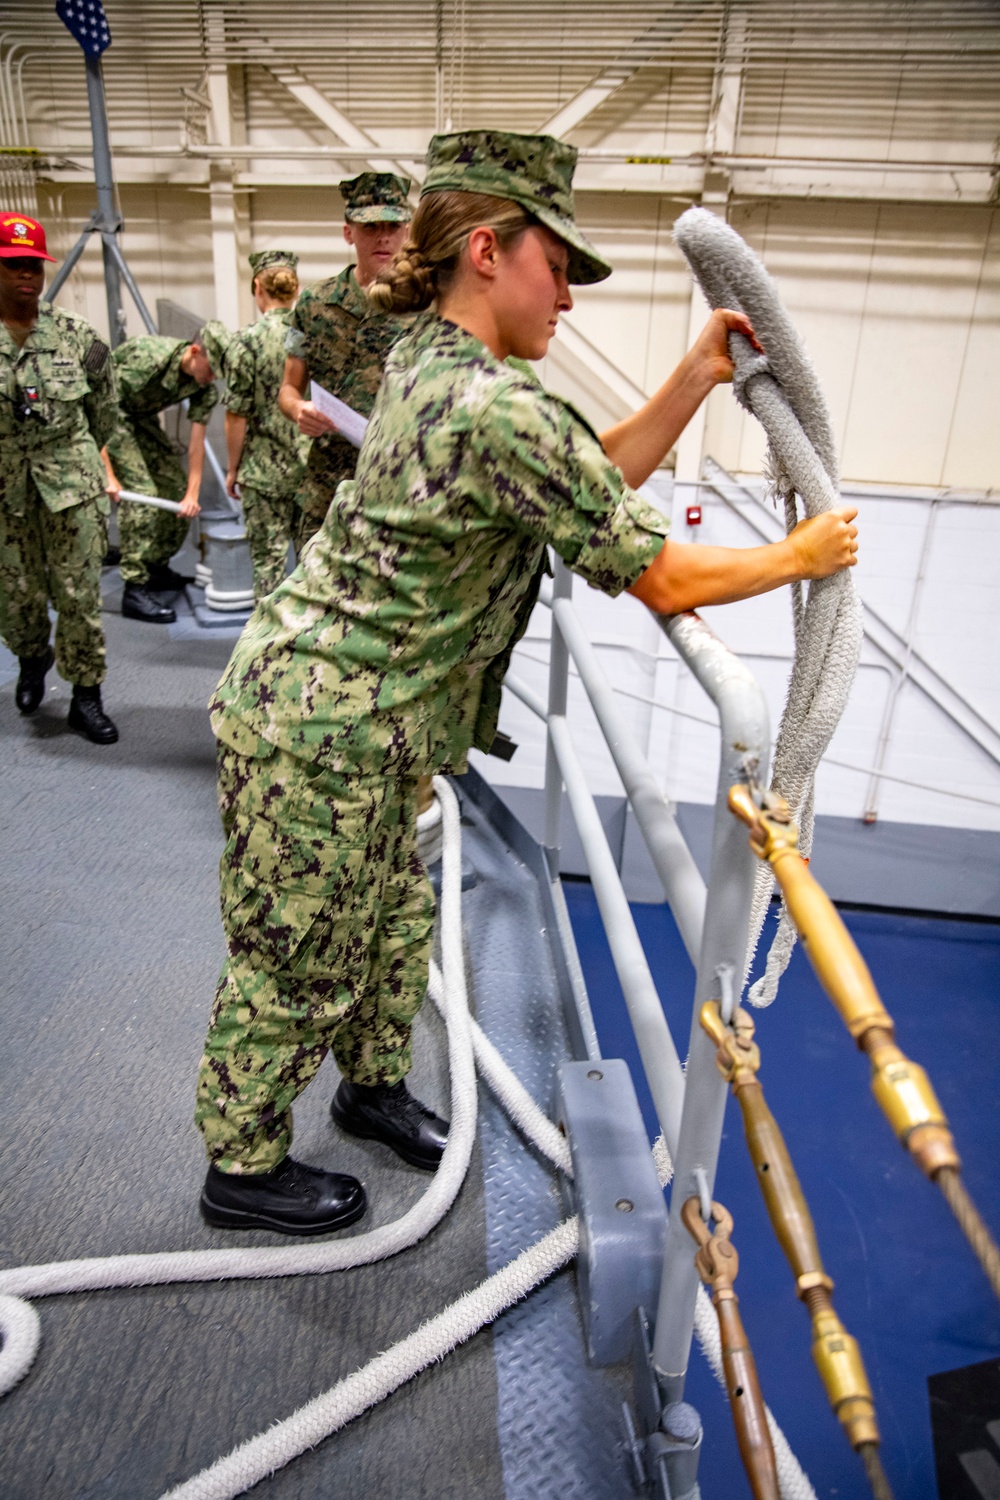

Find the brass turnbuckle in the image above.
[
  {"left": 727, "top": 783, "right": 960, "bottom": 1181},
  {"left": 700, "top": 999, "right": 882, "bottom": 1457},
  {"left": 681, "top": 1196, "right": 780, "bottom": 1500}
]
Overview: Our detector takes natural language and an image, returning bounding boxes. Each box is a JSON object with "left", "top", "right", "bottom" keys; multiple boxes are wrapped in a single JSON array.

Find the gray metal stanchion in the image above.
[
  {"left": 543, "top": 555, "right": 572, "bottom": 863},
  {"left": 651, "top": 612, "right": 771, "bottom": 1403}
]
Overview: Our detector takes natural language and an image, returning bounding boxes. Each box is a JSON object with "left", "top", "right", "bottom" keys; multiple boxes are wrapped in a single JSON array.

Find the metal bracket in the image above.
[
  {"left": 85, "top": 207, "right": 125, "bottom": 235},
  {"left": 558, "top": 1060, "right": 668, "bottom": 1365},
  {"left": 628, "top": 1309, "right": 703, "bottom": 1499}
]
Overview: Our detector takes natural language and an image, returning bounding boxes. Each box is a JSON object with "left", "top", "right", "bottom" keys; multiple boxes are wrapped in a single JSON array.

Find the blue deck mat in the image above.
[{"left": 565, "top": 882, "right": 1000, "bottom": 1500}]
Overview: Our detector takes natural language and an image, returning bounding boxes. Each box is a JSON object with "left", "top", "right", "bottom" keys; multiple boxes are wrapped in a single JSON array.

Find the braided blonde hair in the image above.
[{"left": 368, "top": 191, "right": 533, "bottom": 313}]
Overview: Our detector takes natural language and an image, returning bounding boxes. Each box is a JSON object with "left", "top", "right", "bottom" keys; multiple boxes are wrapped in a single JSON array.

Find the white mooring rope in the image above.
[
  {"left": 674, "top": 208, "right": 864, "bottom": 1007},
  {"left": 0, "top": 778, "right": 813, "bottom": 1500}
]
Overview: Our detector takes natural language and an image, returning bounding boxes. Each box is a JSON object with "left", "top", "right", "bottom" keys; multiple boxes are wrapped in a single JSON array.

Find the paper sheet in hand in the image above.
[{"left": 309, "top": 382, "right": 369, "bottom": 449}]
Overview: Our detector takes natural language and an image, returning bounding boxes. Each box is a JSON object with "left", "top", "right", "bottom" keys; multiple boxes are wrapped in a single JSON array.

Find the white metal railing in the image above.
[{"left": 504, "top": 553, "right": 771, "bottom": 1399}]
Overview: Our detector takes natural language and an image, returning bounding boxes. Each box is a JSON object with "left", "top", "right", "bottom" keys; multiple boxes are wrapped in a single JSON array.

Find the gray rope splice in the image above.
[{"left": 673, "top": 208, "right": 863, "bottom": 1005}]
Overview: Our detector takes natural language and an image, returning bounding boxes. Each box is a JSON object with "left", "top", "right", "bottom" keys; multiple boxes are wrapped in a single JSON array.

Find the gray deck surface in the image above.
[{"left": 0, "top": 574, "right": 634, "bottom": 1500}]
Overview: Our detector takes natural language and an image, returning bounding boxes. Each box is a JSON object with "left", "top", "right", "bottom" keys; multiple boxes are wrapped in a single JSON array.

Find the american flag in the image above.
[{"left": 55, "top": 0, "right": 112, "bottom": 57}]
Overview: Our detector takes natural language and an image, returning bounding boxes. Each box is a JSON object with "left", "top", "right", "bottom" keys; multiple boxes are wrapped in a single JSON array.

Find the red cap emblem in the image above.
[{"left": 0, "top": 214, "right": 57, "bottom": 262}]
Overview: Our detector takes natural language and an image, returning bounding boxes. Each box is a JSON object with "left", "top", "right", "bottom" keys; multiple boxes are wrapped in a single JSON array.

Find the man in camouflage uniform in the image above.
[
  {"left": 0, "top": 211, "right": 119, "bottom": 744},
  {"left": 103, "top": 320, "right": 229, "bottom": 624},
  {"left": 278, "top": 172, "right": 412, "bottom": 552},
  {"left": 224, "top": 251, "right": 309, "bottom": 601}
]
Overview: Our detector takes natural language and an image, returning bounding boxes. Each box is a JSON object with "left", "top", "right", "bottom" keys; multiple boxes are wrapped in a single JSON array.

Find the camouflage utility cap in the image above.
[
  {"left": 340, "top": 172, "right": 412, "bottom": 224},
  {"left": 420, "top": 130, "right": 611, "bottom": 285},
  {"left": 249, "top": 249, "right": 298, "bottom": 276},
  {"left": 198, "top": 319, "right": 231, "bottom": 375}
]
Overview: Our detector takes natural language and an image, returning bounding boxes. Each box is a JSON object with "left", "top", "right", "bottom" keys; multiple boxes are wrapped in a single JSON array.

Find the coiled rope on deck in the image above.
[
  {"left": 674, "top": 207, "right": 864, "bottom": 1006},
  {"left": 0, "top": 774, "right": 816, "bottom": 1500}
]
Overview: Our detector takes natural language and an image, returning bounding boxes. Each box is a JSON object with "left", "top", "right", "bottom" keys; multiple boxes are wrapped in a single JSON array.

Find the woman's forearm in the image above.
[
  {"left": 225, "top": 412, "right": 247, "bottom": 476},
  {"left": 600, "top": 309, "right": 761, "bottom": 490},
  {"left": 600, "top": 349, "right": 714, "bottom": 490},
  {"left": 628, "top": 509, "right": 859, "bottom": 615},
  {"left": 628, "top": 537, "right": 798, "bottom": 614}
]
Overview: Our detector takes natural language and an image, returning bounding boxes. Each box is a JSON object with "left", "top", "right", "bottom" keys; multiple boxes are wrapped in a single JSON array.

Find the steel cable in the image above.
[{"left": 935, "top": 1166, "right": 1000, "bottom": 1308}]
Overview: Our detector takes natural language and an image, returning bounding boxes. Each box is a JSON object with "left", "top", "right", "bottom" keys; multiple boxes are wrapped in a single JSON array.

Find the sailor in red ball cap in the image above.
[{"left": 0, "top": 212, "right": 121, "bottom": 742}]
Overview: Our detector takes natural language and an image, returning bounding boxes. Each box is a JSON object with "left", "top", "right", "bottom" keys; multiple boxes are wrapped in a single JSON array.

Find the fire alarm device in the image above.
[{"left": 686, "top": 505, "right": 702, "bottom": 526}]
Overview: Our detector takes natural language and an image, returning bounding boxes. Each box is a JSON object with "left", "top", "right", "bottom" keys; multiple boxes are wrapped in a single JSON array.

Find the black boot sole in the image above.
[
  {"left": 329, "top": 1101, "right": 445, "bottom": 1171},
  {"left": 199, "top": 1190, "right": 367, "bottom": 1236}
]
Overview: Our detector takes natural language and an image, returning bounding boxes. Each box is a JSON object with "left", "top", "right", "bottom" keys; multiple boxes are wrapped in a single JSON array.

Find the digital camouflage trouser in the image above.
[
  {"left": 293, "top": 467, "right": 346, "bottom": 555},
  {"left": 194, "top": 742, "right": 436, "bottom": 1173},
  {"left": 240, "top": 483, "right": 297, "bottom": 602},
  {"left": 0, "top": 482, "right": 107, "bottom": 685},
  {"left": 105, "top": 421, "right": 189, "bottom": 586}
]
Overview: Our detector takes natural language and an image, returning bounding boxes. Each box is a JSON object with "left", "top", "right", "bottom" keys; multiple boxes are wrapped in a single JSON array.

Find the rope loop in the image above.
[{"left": 674, "top": 207, "right": 864, "bottom": 1005}]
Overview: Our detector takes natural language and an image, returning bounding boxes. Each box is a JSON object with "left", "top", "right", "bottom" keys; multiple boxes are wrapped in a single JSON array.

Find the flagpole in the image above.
[{"left": 83, "top": 51, "right": 125, "bottom": 347}]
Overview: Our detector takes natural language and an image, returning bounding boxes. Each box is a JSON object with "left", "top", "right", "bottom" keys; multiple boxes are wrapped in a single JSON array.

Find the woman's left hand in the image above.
[
  {"left": 178, "top": 493, "right": 201, "bottom": 519},
  {"left": 693, "top": 308, "right": 763, "bottom": 385}
]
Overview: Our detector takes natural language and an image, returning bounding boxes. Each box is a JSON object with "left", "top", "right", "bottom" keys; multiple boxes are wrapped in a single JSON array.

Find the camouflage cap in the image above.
[
  {"left": 339, "top": 172, "right": 412, "bottom": 224},
  {"left": 197, "top": 319, "right": 232, "bottom": 376},
  {"left": 248, "top": 249, "right": 299, "bottom": 276},
  {"left": 420, "top": 130, "right": 611, "bottom": 285}
]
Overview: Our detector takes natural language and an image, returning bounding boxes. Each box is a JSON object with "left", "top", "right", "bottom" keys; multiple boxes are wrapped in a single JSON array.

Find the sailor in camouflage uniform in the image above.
[
  {"left": 0, "top": 212, "right": 119, "bottom": 743},
  {"left": 195, "top": 132, "right": 859, "bottom": 1235},
  {"left": 103, "top": 320, "right": 230, "bottom": 624},
  {"left": 224, "top": 251, "right": 309, "bottom": 601},
  {"left": 278, "top": 172, "right": 412, "bottom": 552}
]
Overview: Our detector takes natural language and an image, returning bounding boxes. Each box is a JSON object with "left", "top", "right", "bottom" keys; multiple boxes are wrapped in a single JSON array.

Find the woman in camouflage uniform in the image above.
[
  {"left": 224, "top": 251, "right": 310, "bottom": 602},
  {"left": 195, "top": 131, "right": 858, "bottom": 1236}
]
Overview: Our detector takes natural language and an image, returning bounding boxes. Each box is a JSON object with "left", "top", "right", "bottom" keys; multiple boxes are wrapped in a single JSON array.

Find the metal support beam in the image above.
[
  {"left": 204, "top": 38, "right": 242, "bottom": 331},
  {"left": 671, "top": 5, "right": 747, "bottom": 521},
  {"left": 265, "top": 64, "right": 422, "bottom": 190},
  {"left": 538, "top": 9, "right": 710, "bottom": 139},
  {"left": 84, "top": 54, "right": 125, "bottom": 346}
]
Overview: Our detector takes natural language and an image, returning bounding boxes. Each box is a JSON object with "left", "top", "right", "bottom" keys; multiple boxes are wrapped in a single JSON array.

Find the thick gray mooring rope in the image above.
[{"left": 674, "top": 207, "right": 864, "bottom": 1005}]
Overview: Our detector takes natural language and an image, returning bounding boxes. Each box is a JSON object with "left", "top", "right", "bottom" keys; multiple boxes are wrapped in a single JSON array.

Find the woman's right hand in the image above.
[
  {"left": 105, "top": 475, "right": 122, "bottom": 504},
  {"left": 296, "top": 400, "right": 338, "bottom": 439},
  {"left": 787, "top": 506, "right": 859, "bottom": 578}
]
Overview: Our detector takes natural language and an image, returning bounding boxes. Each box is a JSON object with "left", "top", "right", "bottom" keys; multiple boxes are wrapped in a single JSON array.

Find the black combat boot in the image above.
[
  {"left": 67, "top": 685, "right": 119, "bottom": 744},
  {"left": 15, "top": 646, "right": 54, "bottom": 714},
  {"left": 146, "top": 561, "right": 195, "bottom": 590},
  {"left": 330, "top": 1079, "right": 449, "bottom": 1170},
  {"left": 102, "top": 544, "right": 121, "bottom": 568},
  {"left": 122, "top": 582, "right": 176, "bottom": 623},
  {"left": 200, "top": 1157, "right": 367, "bottom": 1236}
]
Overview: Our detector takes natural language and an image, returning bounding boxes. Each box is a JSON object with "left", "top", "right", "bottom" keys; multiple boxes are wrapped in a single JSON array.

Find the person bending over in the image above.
[
  {"left": 102, "top": 321, "right": 229, "bottom": 624},
  {"left": 195, "top": 131, "right": 857, "bottom": 1237}
]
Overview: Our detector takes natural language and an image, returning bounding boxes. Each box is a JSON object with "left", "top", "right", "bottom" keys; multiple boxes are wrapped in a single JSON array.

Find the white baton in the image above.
[{"left": 117, "top": 488, "right": 183, "bottom": 515}]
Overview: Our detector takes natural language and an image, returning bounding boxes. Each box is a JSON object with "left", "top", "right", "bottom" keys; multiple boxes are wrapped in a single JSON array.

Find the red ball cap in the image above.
[{"left": 0, "top": 213, "right": 57, "bottom": 262}]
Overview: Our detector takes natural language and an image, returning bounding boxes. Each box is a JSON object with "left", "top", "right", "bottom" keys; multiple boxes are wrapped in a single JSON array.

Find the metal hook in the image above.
[{"left": 693, "top": 1167, "right": 713, "bottom": 1227}]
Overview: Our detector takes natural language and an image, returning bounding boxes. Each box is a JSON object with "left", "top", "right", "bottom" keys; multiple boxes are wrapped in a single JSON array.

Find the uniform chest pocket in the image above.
[{"left": 35, "top": 371, "right": 89, "bottom": 402}]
